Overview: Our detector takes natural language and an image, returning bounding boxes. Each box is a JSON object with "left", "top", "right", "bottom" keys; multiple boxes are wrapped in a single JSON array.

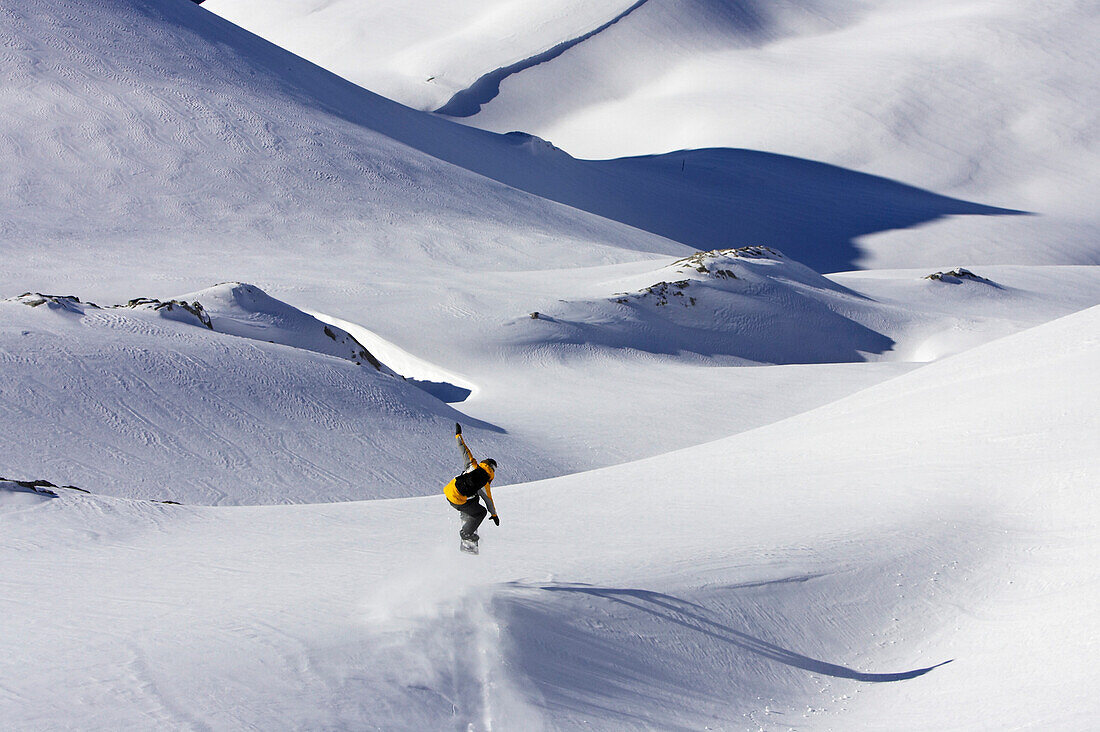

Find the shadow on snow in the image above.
[
  {"left": 435, "top": 0, "right": 653, "bottom": 117},
  {"left": 186, "top": 1, "right": 1027, "bottom": 274},
  {"left": 537, "top": 583, "right": 951, "bottom": 683}
]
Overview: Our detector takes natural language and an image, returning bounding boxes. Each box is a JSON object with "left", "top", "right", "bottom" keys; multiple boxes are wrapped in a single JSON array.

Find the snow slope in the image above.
[
  {"left": 208, "top": 0, "right": 1100, "bottom": 270},
  {"left": 175, "top": 282, "right": 389, "bottom": 371},
  {"left": 202, "top": 0, "right": 645, "bottom": 113},
  {"left": 0, "top": 0, "right": 683, "bottom": 297},
  {"left": 2, "top": 1, "right": 1097, "bottom": 727},
  {"left": 832, "top": 264, "right": 1100, "bottom": 361},
  {"left": 2, "top": 0, "right": 1075, "bottom": 507},
  {"left": 0, "top": 0, "right": 1021, "bottom": 299},
  {"left": 0, "top": 293, "right": 548, "bottom": 504},
  {"left": 5, "top": 259, "right": 1094, "bottom": 505},
  {"left": 521, "top": 246, "right": 897, "bottom": 363},
  {"left": 2, "top": 305, "right": 1095, "bottom": 729},
  {"left": 454, "top": 0, "right": 1100, "bottom": 269}
]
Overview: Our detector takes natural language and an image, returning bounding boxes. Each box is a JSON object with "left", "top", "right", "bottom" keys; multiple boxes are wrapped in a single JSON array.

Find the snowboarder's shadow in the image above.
[{"left": 530, "top": 582, "right": 951, "bottom": 683}]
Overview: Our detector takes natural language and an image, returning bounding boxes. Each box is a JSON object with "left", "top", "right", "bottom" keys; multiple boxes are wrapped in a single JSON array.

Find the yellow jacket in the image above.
[{"left": 444, "top": 434, "right": 497, "bottom": 515}]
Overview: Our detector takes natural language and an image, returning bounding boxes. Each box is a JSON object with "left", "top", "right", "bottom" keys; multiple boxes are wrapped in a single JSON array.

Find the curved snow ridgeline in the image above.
[
  {"left": 1, "top": 0, "right": 1097, "bottom": 729},
  {"left": 0, "top": 286, "right": 551, "bottom": 505},
  {"left": 0, "top": 478, "right": 73, "bottom": 509},
  {"left": 4, "top": 261, "right": 1095, "bottom": 505},
  {"left": 306, "top": 308, "right": 477, "bottom": 404},
  {"left": 434, "top": 0, "right": 652, "bottom": 117},
  {"left": 12, "top": 285, "right": 390, "bottom": 371},
  {"left": 525, "top": 246, "right": 895, "bottom": 363},
  {"left": 2, "top": 307, "right": 1095, "bottom": 729},
  {"left": 207, "top": 0, "right": 1100, "bottom": 271},
  {"left": 509, "top": 249, "right": 1100, "bottom": 365},
  {"left": 176, "top": 282, "right": 389, "bottom": 372},
  {"left": 0, "top": 0, "right": 1020, "bottom": 295}
]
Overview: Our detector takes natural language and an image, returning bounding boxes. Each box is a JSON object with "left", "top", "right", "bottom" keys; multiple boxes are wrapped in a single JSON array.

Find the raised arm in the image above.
[{"left": 456, "top": 424, "right": 475, "bottom": 471}]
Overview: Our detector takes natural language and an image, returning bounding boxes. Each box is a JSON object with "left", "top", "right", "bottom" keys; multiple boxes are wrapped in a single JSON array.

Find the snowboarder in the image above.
[{"left": 444, "top": 423, "right": 499, "bottom": 553}]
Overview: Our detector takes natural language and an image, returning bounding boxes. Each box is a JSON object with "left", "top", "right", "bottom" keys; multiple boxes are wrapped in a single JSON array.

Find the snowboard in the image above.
[{"left": 460, "top": 538, "right": 479, "bottom": 555}]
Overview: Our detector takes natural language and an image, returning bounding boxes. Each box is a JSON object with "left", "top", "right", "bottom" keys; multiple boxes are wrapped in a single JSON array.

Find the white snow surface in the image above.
[
  {"left": 3, "top": 264, "right": 1095, "bottom": 504},
  {"left": 2, "top": 307, "right": 1096, "bottom": 729},
  {"left": 203, "top": 0, "right": 643, "bottom": 114},
  {"left": 0, "top": 294, "right": 529, "bottom": 504},
  {"left": 1, "top": 0, "right": 1098, "bottom": 729},
  {"left": 2, "top": 0, "right": 1047, "bottom": 282},
  {"left": 209, "top": 0, "right": 1100, "bottom": 270},
  {"left": 175, "top": 282, "right": 391, "bottom": 372}
]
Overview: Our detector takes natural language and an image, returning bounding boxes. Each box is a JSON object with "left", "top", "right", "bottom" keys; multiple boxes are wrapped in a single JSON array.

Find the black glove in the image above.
[
  {"left": 455, "top": 422, "right": 462, "bottom": 435},
  {"left": 491, "top": 515, "right": 499, "bottom": 526}
]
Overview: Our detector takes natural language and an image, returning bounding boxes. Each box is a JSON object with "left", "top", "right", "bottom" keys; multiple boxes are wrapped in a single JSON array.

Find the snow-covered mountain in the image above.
[
  {"left": 5, "top": 260, "right": 1093, "bottom": 505},
  {"left": 3, "top": 305, "right": 1095, "bottom": 728},
  {"left": 0, "top": 289, "right": 542, "bottom": 504},
  {"left": 523, "top": 246, "right": 897, "bottom": 363},
  {"left": 173, "top": 282, "right": 389, "bottom": 371},
  {"left": 1, "top": 0, "right": 1097, "bottom": 729},
  {"left": 208, "top": 0, "right": 1100, "bottom": 270},
  {"left": 2, "top": 0, "right": 1027, "bottom": 298}
]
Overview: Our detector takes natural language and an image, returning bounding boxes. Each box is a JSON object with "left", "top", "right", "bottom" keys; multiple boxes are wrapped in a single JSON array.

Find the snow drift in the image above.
[
  {"left": 0, "top": 0, "right": 1016, "bottom": 301},
  {"left": 174, "top": 282, "right": 388, "bottom": 371},
  {"left": 2, "top": 306, "right": 1095, "bottom": 729},
  {"left": 0, "top": 291, "right": 556, "bottom": 504},
  {"left": 525, "top": 246, "right": 894, "bottom": 363},
  {"left": 209, "top": 0, "right": 1100, "bottom": 270}
]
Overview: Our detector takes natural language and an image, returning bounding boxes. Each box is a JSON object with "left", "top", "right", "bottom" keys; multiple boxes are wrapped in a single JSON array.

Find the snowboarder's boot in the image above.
[{"left": 460, "top": 536, "right": 479, "bottom": 555}]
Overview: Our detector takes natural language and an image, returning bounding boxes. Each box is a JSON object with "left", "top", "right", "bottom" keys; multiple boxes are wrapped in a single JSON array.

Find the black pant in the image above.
[{"left": 450, "top": 497, "right": 486, "bottom": 540}]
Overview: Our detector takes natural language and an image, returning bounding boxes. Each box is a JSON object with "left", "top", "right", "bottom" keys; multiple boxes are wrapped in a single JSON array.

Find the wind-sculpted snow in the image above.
[
  {"left": 5, "top": 264, "right": 1087, "bottom": 509},
  {"left": 11, "top": 284, "right": 386, "bottom": 368},
  {"left": 0, "top": 0, "right": 685, "bottom": 302},
  {"left": 458, "top": 263, "right": 1100, "bottom": 466},
  {"left": 205, "top": 0, "right": 857, "bottom": 116},
  {"left": 460, "top": 0, "right": 1100, "bottom": 268},
  {"left": 451, "top": 141, "right": 1018, "bottom": 274},
  {"left": 0, "top": 297, "right": 560, "bottom": 504},
  {"left": 922, "top": 268, "right": 997, "bottom": 286},
  {"left": 0, "top": 479, "right": 67, "bottom": 509},
  {"left": 2, "top": 308, "right": 1096, "bottom": 728},
  {"left": 523, "top": 247, "right": 896, "bottom": 363},
  {"left": 0, "top": 0, "right": 1018, "bottom": 308},
  {"left": 0, "top": 1, "right": 1096, "bottom": 727},
  {"left": 215, "top": 0, "right": 1100, "bottom": 270},
  {"left": 492, "top": 576, "right": 954, "bottom": 726},
  {"left": 203, "top": 0, "right": 651, "bottom": 112},
  {"left": 13, "top": 293, "right": 97, "bottom": 314},
  {"left": 124, "top": 297, "right": 215, "bottom": 330},
  {"left": 175, "top": 282, "right": 388, "bottom": 371},
  {"left": 435, "top": 0, "right": 652, "bottom": 117}
]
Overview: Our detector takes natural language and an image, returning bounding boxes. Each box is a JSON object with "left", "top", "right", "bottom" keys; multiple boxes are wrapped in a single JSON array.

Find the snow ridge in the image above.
[
  {"left": 524, "top": 246, "right": 896, "bottom": 363},
  {"left": 176, "top": 282, "right": 388, "bottom": 371},
  {"left": 2, "top": 1, "right": 1097, "bottom": 729},
  {"left": 435, "top": 0, "right": 652, "bottom": 117}
]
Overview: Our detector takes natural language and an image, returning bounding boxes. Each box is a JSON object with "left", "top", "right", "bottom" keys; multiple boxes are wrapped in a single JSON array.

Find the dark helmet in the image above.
[{"left": 483, "top": 458, "right": 498, "bottom": 471}]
